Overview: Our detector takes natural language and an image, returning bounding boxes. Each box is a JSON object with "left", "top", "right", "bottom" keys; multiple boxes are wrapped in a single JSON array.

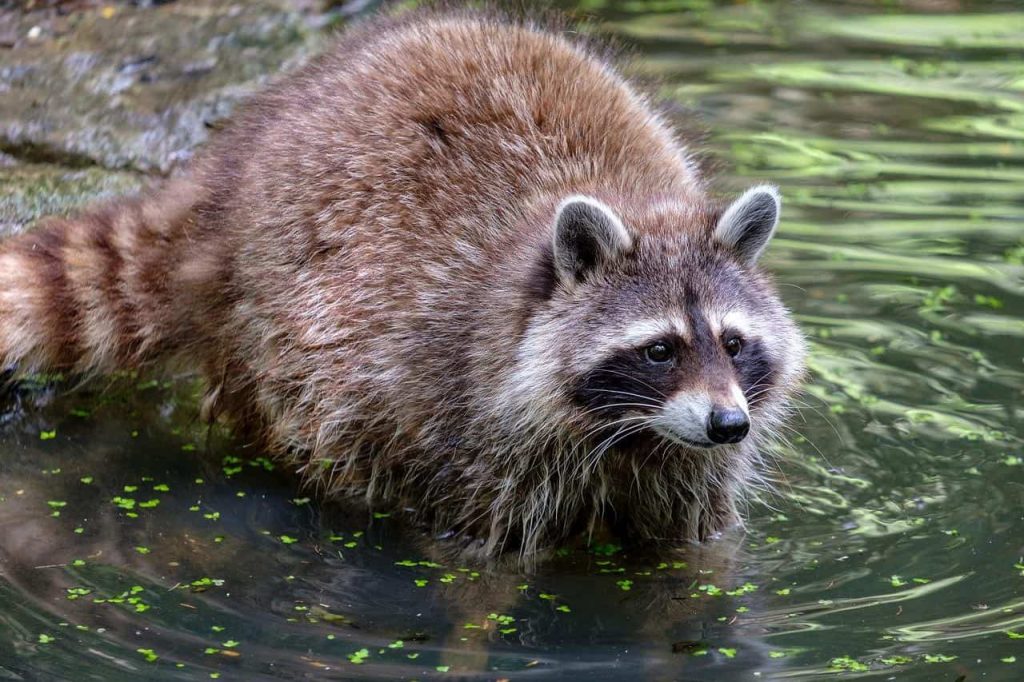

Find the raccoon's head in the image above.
[{"left": 517, "top": 186, "right": 805, "bottom": 454}]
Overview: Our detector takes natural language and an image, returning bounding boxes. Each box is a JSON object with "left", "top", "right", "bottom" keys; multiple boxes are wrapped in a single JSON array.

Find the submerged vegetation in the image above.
[{"left": 0, "top": 0, "right": 1022, "bottom": 679}]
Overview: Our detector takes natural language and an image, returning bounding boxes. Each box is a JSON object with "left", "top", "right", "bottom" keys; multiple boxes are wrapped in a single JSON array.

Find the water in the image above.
[{"left": 1, "top": 1, "right": 1022, "bottom": 679}]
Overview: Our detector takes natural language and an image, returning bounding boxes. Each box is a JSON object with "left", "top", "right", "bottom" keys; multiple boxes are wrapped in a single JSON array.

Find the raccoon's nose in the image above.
[{"left": 707, "top": 407, "right": 749, "bottom": 444}]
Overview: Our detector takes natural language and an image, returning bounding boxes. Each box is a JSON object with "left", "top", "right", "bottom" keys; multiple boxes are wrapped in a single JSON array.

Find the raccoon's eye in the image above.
[
  {"left": 643, "top": 342, "right": 674, "bottom": 364},
  {"left": 724, "top": 336, "right": 743, "bottom": 358}
]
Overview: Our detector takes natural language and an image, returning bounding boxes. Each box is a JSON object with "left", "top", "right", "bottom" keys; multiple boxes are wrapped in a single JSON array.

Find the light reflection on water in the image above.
[{"left": 1, "top": 0, "right": 1023, "bottom": 679}]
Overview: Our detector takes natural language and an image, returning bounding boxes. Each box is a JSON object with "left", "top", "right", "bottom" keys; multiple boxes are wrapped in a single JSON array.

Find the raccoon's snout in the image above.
[
  {"left": 707, "top": 407, "right": 749, "bottom": 444},
  {"left": 654, "top": 391, "right": 750, "bottom": 448}
]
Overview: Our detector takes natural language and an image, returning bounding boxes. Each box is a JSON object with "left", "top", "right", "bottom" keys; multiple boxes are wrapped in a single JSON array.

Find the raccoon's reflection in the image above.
[
  {"left": 0, "top": 387, "right": 781, "bottom": 678},
  {"left": 422, "top": 537, "right": 782, "bottom": 678}
]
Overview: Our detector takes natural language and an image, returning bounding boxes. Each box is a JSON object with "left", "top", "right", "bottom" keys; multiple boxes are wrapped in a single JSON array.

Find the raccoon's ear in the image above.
[
  {"left": 714, "top": 185, "right": 781, "bottom": 265},
  {"left": 552, "top": 196, "right": 632, "bottom": 284}
]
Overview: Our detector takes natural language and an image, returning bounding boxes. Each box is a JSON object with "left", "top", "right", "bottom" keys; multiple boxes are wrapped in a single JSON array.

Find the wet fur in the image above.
[{"left": 0, "top": 7, "right": 805, "bottom": 560}]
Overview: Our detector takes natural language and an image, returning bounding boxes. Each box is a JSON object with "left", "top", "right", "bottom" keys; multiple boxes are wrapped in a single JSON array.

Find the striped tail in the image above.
[{"left": 0, "top": 178, "right": 209, "bottom": 376}]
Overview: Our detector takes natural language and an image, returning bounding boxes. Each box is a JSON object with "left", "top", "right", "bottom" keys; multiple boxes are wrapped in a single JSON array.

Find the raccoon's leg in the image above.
[
  {"left": 434, "top": 564, "right": 525, "bottom": 674},
  {"left": 0, "top": 177, "right": 217, "bottom": 378}
]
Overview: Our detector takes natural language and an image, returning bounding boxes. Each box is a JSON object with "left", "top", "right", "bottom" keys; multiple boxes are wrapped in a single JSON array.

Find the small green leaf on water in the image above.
[
  {"left": 153, "top": 484, "right": 170, "bottom": 492},
  {"left": 923, "top": 654, "right": 957, "bottom": 663},
  {"left": 38, "top": 634, "right": 54, "bottom": 644},
  {"left": 775, "top": 588, "right": 791, "bottom": 595},
  {"left": 251, "top": 457, "right": 275, "bottom": 471},
  {"left": 769, "top": 651, "right": 786, "bottom": 658},
  {"left": 974, "top": 294, "right": 1003, "bottom": 309},
  {"left": 373, "top": 511, "right": 390, "bottom": 518},
  {"left": 138, "top": 499, "right": 160, "bottom": 509},
  {"left": 829, "top": 656, "right": 868, "bottom": 672},
  {"left": 222, "top": 640, "right": 239, "bottom": 648},
  {"left": 718, "top": 648, "right": 736, "bottom": 658},
  {"left": 40, "top": 430, "right": 57, "bottom": 440},
  {"left": 80, "top": 477, "right": 93, "bottom": 484},
  {"left": 279, "top": 535, "right": 298, "bottom": 544},
  {"left": 387, "top": 640, "right": 404, "bottom": 649},
  {"left": 347, "top": 648, "right": 369, "bottom": 665},
  {"left": 436, "top": 665, "right": 450, "bottom": 672},
  {"left": 556, "top": 605, "right": 571, "bottom": 613},
  {"left": 188, "top": 577, "right": 225, "bottom": 592},
  {"left": 589, "top": 542, "right": 621, "bottom": 556},
  {"left": 890, "top": 575, "right": 907, "bottom": 587},
  {"left": 414, "top": 579, "right": 428, "bottom": 587},
  {"left": 1003, "top": 656, "right": 1017, "bottom": 663},
  {"left": 726, "top": 582, "right": 758, "bottom": 596},
  {"left": 66, "top": 587, "right": 91, "bottom": 600},
  {"left": 47, "top": 500, "right": 66, "bottom": 509},
  {"left": 881, "top": 655, "right": 913, "bottom": 665},
  {"left": 1008, "top": 631, "right": 1024, "bottom": 639},
  {"left": 487, "top": 613, "right": 515, "bottom": 626},
  {"left": 134, "top": 546, "right": 150, "bottom": 554},
  {"left": 136, "top": 648, "right": 158, "bottom": 663}
]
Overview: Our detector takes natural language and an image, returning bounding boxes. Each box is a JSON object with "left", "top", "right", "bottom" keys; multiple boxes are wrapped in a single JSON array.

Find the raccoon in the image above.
[{"left": 0, "top": 9, "right": 805, "bottom": 559}]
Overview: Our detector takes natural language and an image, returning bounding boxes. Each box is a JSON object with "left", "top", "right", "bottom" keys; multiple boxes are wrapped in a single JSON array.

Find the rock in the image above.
[
  {"left": 0, "top": 1, "right": 329, "bottom": 176},
  {"left": 0, "top": 0, "right": 338, "bottom": 232},
  {"left": 0, "top": 155, "right": 143, "bottom": 237}
]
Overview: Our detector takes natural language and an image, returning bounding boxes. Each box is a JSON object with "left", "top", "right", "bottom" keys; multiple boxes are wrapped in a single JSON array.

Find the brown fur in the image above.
[{"left": 0, "top": 8, "right": 805, "bottom": 561}]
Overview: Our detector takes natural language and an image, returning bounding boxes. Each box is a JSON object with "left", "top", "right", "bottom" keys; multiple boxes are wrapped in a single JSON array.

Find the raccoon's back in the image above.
[
  {"left": 173, "top": 11, "right": 711, "bottom": 444},
  {"left": 204, "top": 11, "right": 703, "bottom": 287}
]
